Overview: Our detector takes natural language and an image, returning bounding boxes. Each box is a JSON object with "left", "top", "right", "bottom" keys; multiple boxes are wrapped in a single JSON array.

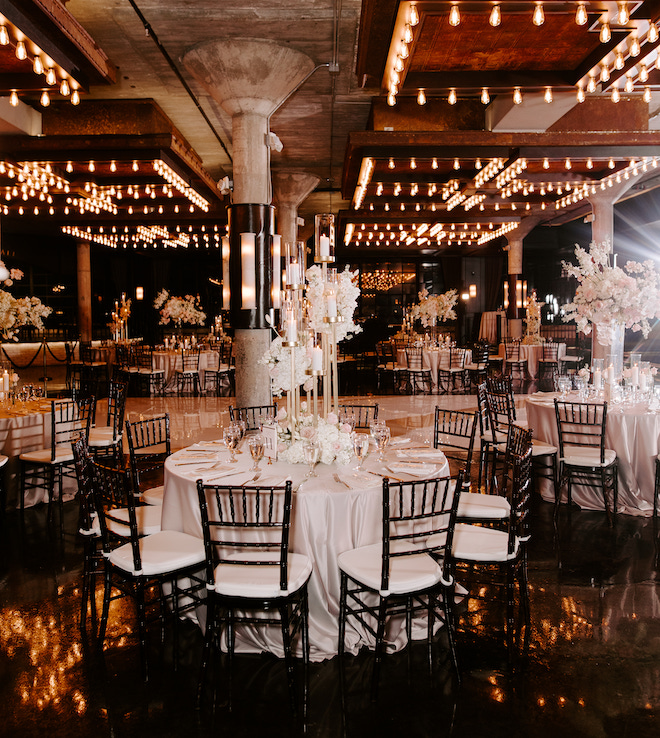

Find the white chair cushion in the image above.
[
  {"left": 452, "top": 522, "right": 518, "bottom": 563},
  {"left": 532, "top": 439, "right": 557, "bottom": 456},
  {"left": 141, "top": 486, "right": 164, "bottom": 505},
  {"left": 20, "top": 445, "right": 73, "bottom": 465},
  {"left": 0, "top": 454, "right": 8, "bottom": 468},
  {"left": 89, "top": 426, "right": 120, "bottom": 447},
  {"left": 108, "top": 530, "right": 205, "bottom": 576},
  {"left": 457, "top": 492, "right": 510, "bottom": 520},
  {"left": 213, "top": 550, "right": 312, "bottom": 598},
  {"left": 338, "top": 542, "right": 445, "bottom": 596},
  {"left": 562, "top": 447, "right": 616, "bottom": 467},
  {"left": 107, "top": 505, "right": 162, "bottom": 536},
  {"left": 138, "top": 367, "right": 164, "bottom": 375}
]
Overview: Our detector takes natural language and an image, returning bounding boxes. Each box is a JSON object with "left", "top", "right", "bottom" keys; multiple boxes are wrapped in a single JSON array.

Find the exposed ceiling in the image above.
[{"left": 0, "top": 0, "right": 659, "bottom": 258}]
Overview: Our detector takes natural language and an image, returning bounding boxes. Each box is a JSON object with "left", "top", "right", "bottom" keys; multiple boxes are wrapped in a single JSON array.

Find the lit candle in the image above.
[
  {"left": 312, "top": 345, "right": 323, "bottom": 372},
  {"left": 3, "top": 370, "right": 9, "bottom": 394},
  {"left": 632, "top": 363, "right": 639, "bottom": 387},
  {"left": 607, "top": 364, "right": 615, "bottom": 385},
  {"left": 640, "top": 371, "right": 648, "bottom": 391},
  {"left": 319, "top": 235, "right": 330, "bottom": 258},
  {"left": 593, "top": 367, "right": 602, "bottom": 389},
  {"left": 286, "top": 311, "right": 297, "bottom": 343},
  {"left": 326, "top": 289, "right": 337, "bottom": 318}
]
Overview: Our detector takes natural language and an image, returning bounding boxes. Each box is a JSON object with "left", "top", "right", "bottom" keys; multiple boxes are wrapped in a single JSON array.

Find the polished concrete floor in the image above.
[{"left": 1, "top": 391, "right": 660, "bottom": 737}]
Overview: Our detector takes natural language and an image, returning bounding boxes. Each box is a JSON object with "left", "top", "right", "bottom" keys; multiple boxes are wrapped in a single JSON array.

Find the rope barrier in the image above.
[{"left": 0, "top": 341, "right": 70, "bottom": 370}]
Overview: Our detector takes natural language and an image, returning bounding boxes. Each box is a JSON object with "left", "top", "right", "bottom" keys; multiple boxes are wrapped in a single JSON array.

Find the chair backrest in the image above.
[
  {"left": 472, "top": 342, "right": 490, "bottom": 365},
  {"left": 70, "top": 365, "right": 99, "bottom": 406},
  {"left": 181, "top": 347, "right": 201, "bottom": 372},
  {"left": 51, "top": 398, "right": 94, "bottom": 460},
  {"left": 105, "top": 379, "right": 128, "bottom": 438},
  {"left": 505, "top": 342, "right": 521, "bottom": 361},
  {"left": 433, "top": 408, "right": 478, "bottom": 475},
  {"left": 449, "top": 347, "right": 466, "bottom": 369},
  {"left": 542, "top": 342, "right": 559, "bottom": 361},
  {"left": 65, "top": 341, "right": 78, "bottom": 363},
  {"left": 376, "top": 341, "right": 395, "bottom": 361},
  {"left": 380, "top": 472, "right": 464, "bottom": 593},
  {"left": 219, "top": 341, "right": 233, "bottom": 365},
  {"left": 93, "top": 461, "right": 143, "bottom": 571},
  {"left": 338, "top": 403, "right": 379, "bottom": 429},
  {"left": 554, "top": 400, "right": 608, "bottom": 463},
  {"left": 505, "top": 444, "right": 533, "bottom": 553},
  {"left": 125, "top": 414, "right": 171, "bottom": 493},
  {"left": 115, "top": 343, "right": 135, "bottom": 368},
  {"left": 484, "top": 389, "right": 515, "bottom": 442},
  {"left": 135, "top": 345, "right": 154, "bottom": 370},
  {"left": 476, "top": 382, "right": 490, "bottom": 437},
  {"left": 196, "top": 481, "right": 294, "bottom": 593},
  {"left": 405, "top": 346, "right": 423, "bottom": 369},
  {"left": 72, "top": 435, "right": 96, "bottom": 535},
  {"left": 80, "top": 342, "right": 97, "bottom": 364},
  {"left": 486, "top": 374, "right": 516, "bottom": 419},
  {"left": 228, "top": 404, "right": 276, "bottom": 431}
]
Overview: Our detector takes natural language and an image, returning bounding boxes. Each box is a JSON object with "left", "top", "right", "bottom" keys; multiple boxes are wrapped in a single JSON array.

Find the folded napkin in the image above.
[
  {"left": 387, "top": 462, "right": 439, "bottom": 477},
  {"left": 389, "top": 436, "right": 412, "bottom": 447},
  {"left": 244, "top": 475, "right": 288, "bottom": 488},
  {"left": 396, "top": 448, "right": 446, "bottom": 461},
  {"left": 338, "top": 471, "right": 381, "bottom": 490}
]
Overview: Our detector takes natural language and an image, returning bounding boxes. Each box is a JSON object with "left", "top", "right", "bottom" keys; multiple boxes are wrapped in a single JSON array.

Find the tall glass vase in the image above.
[{"left": 591, "top": 323, "right": 624, "bottom": 378}]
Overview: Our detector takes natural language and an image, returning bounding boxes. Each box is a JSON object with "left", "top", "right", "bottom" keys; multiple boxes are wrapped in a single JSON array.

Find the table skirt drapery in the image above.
[
  {"left": 526, "top": 393, "right": 656, "bottom": 516},
  {"left": 162, "top": 443, "right": 450, "bottom": 661}
]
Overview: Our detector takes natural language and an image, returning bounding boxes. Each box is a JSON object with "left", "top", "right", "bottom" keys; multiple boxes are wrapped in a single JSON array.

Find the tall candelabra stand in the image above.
[{"left": 282, "top": 239, "right": 306, "bottom": 430}]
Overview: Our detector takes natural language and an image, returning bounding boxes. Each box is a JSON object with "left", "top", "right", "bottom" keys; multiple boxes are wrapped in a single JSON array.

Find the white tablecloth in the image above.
[
  {"left": 498, "top": 343, "right": 566, "bottom": 378},
  {"left": 526, "top": 392, "right": 657, "bottom": 515},
  {"left": 162, "top": 439, "right": 450, "bottom": 661},
  {"left": 479, "top": 311, "right": 506, "bottom": 343},
  {"left": 153, "top": 350, "right": 218, "bottom": 392}
]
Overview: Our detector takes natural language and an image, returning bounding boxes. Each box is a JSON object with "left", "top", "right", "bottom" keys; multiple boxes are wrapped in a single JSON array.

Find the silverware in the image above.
[
  {"left": 368, "top": 470, "right": 407, "bottom": 482},
  {"left": 333, "top": 472, "right": 351, "bottom": 489}
]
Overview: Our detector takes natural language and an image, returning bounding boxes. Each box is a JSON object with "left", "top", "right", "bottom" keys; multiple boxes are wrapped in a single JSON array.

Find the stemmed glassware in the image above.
[
  {"left": 234, "top": 419, "right": 246, "bottom": 453},
  {"left": 303, "top": 440, "right": 320, "bottom": 477},
  {"left": 248, "top": 435, "right": 265, "bottom": 471},
  {"left": 223, "top": 424, "right": 240, "bottom": 463},
  {"left": 556, "top": 376, "right": 572, "bottom": 399},
  {"left": 352, "top": 433, "right": 369, "bottom": 470},
  {"left": 370, "top": 421, "right": 391, "bottom": 461}
]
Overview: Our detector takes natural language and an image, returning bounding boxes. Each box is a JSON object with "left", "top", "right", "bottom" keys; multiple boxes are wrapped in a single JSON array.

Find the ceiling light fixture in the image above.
[
  {"left": 600, "top": 22, "right": 612, "bottom": 43},
  {"left": 432, "top": 157, "right": 438, "bottom": 169},
  {"left": 387, "top": 92, "right": 396, "bottom": 106},
  {"left": 453, "top": 158, "right": 460, "bottom": 170},
  {"left": 600, "top": 64, "right": 610, "bottom": 82},
  {"left": 410, "top": 158, "right": 416, "bottom": 169},
  {"left": 417, "top": 88, "right": 426, "bottom": 105},
  {"left": 448, "top": 88, "right": 457, "bottom": 104},
  {"left": 489, "top": 4, "right": 501, "bottom": 26},
  {"left": 533, "top": 3, "right": 544, "bottom": 26},
  {"left": 577, "top": 86, "right": 585, "bottom": 102},
  {"left": 640, "top": 64, "right": 649, "bottom": 82},
  {"left": 587, "top": 74, "right": 597, "bottom": 93},
  {"left": 15, "top": 40, "right": 26, "bottom": 60},
  {"left": 649, "top": 22, "right": 659, "bottom": 43},
  {"left": 449, "top": 5, "right": 460, "bottom": 26},
  {"left": 9, "top": 90, "right": 18, "bottom": 107},
  {"left": 608, "top": 158, "right": 615, "bottom": 168},
  {"left": 59, "top": 78, "right": 70, "bottom": 96},
  {"left": 625, "top": 75, "right": 634, "bottom": 93},
  {"left": 0, "top": 27, "right": 9, "bottom": 45},
  {"left": 544, "top": 87, "right": 553, "bottom": 103},
  {"left": 630, "top": 35, "right": 641, "bottom": 56},
  {"left": 481, "top": 87, "right": 490, "bottom": 104},
  {"left": 40, "top": 90, "right": 50, "bottom": 107},
  {"left": 71, "top": 89, "right": 80, "bottom": 105},
  {"left": 611, "top": 86, "right": 621, "bottom": 102},
  {"left": 617, "top": 2, "right": 629, "bottom": 25},
  {"left": 575, "top": 3, "right": 588, "bottom": 26},
  {"left": 403, "top": 23, "right": 413, "bottom": 44},
  {"left": 513, "top": 87, "right": 523, "bottom": 104},
  {"left": 586, "top": 157, "right": 593, "bottom": 169},
  {"left": 543, "top": 157, "right": 549, "bottom": 169},
  {"left": 409, "top": 4, "right": 419, "bottom": 25},
  {"left": 32, "top": 56, "right": 43, "bottom": 75},
  {"left": 388, "top": 157, "right": 395, "bottom": 169},
  {"left": 644, "top": 86, "right": 652, "bottom": 103},
  {"left": 615, "top": 51, "right": 625, "bottom": 70}
]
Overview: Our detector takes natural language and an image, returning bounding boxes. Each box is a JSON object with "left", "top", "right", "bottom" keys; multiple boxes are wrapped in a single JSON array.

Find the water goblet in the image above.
[
  {"left": 352, "top": 433, "right": 370, "bottom": 470},
  {"left": 375, "top": 425, "right": 391, "bottom": 461},
  {"left": 303, "top": 440, "right": 320, "bottom": 478},
  {"left": 248, "top": 435, "right": 265, "bottom": 471},
  {"left": 223, "top": 425, "right": 240, "bottom": 463},
  {"left": 556, "top": 376, "right": 572, "bottom": 399},
  {"left": 234, "top": 419, "right": 246, "bottom": 453}
]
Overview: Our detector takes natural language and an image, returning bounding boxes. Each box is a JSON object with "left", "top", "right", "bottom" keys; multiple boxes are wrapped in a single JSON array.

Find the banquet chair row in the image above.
[
  {"left": 338, "top": 403, "right": 379, "bottom": 429},
  {"left": 228, "top": 404, "right": 277, "bottom": 431}
]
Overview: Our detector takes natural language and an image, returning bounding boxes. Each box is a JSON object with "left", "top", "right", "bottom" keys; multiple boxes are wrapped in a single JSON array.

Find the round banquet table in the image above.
[
  {"left": 152, "top": 349, "right": 218, "bottom": 392},
  {"left": 526, "top": 391, "right": 657, "bottom": 516},
  {"left": 162, "top": 437, "right": 450, "bottom": 661},
  {"left": 396, "top": 347, "right": 471, "bottom": 390},
  {"left": 0, "top": 398, "right": 78, "bottom": 509},
  {"left": 497, "top": 343, "right": 566, "bottom": 378}
]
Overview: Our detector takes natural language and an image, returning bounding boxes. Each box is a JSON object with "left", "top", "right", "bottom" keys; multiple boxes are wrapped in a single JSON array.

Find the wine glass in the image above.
[
  {"left": 223, "top": 425, "right": 240, "bottom": 463},
  {"left": 248, "top": 435, "right": 265, "bottom": 471},
  {"left": 375, "top": 425, "right": 391, "bottom": 461},
  {"left": 352, "top": 433, "right": 370, "bottom": 470},
  {"left": 339, "top": 412, "right": 356, "bottom": 433},
  {"left": 234, "top": 419, "right": 246, "bottom": 453},
  {"left": 556, "top": 376, "right": 572, "bottom": 399},
  {"left": 303, "top": 440, "right": 320, "bottom": 478}
]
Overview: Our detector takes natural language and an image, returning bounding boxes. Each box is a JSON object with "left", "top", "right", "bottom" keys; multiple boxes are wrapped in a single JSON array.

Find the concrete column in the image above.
[
  {"left": 76, "top": 241, "right": 92, "bottom": 342},
  {"left": 183, "top": 39, "right": 315, "bottom": 407},
  {"left": 272, "top": 170, "right": 321, "bottom": 248},
  {"left": 504, "top": 217, "right": 538, "bottom": 339}
]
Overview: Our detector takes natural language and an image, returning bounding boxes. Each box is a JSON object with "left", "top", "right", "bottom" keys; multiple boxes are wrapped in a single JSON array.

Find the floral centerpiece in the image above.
[
  {"left": 305, "top": 265, "right": 362, "bottom": 342},
  {"left": 410, "top": 288, "right": 458, "bottom": 328},
  {"left": 562, "top": 241, "right": 660, "bottom": 346},
  {"left": 277, "top": 407, "right": 354, "bottom": 465},
  {"left": 260, "top": 336, "right": 313, "bottom": 397},
  {"left": 108, "top": 294, "right": 131, "bottom": 342},
  {"left": 522, "top": 290, "right": 543, "bottom": 345},
  {"left": 154, "top": 289, "right": 206, "bottom": 327},
  {"left": 0, "top": 264, "right": 51, "bottom": 341}
]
